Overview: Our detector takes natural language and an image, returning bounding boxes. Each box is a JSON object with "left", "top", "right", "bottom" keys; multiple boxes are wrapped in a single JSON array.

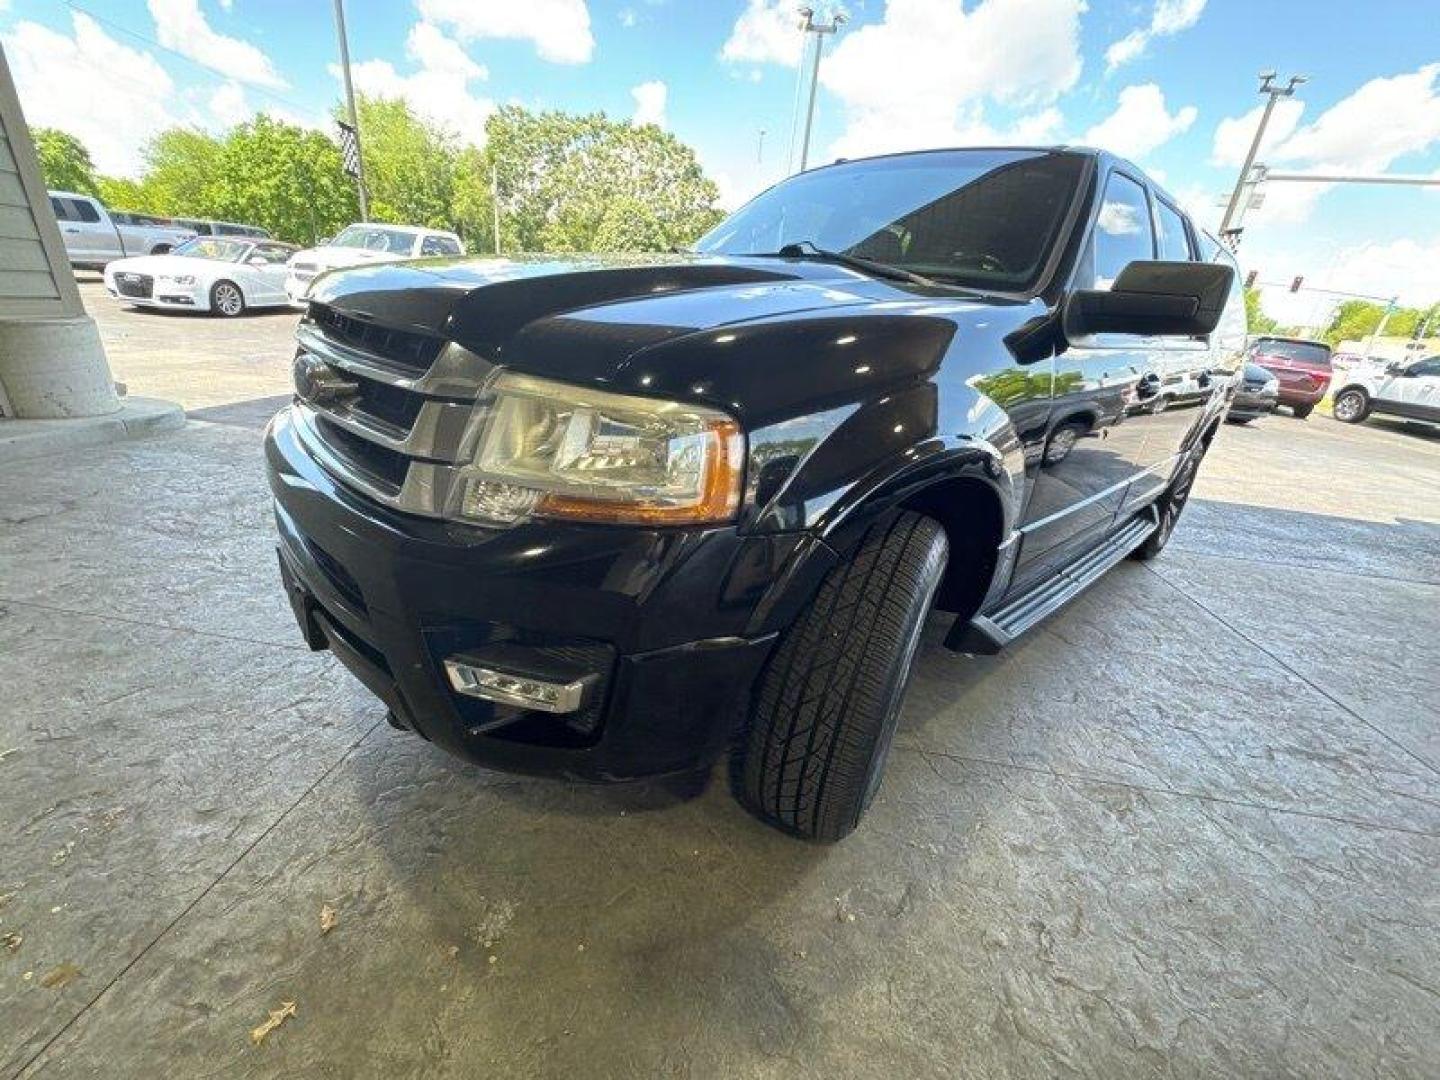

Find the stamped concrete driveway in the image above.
[{"left": 1, "top": 294, "right": 1438, "bottom": 1078}]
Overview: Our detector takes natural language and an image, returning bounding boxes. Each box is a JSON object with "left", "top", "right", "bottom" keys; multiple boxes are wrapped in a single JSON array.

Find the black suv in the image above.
[{"left": 266, "top": 147, "right": 1245, "bottom": 841}]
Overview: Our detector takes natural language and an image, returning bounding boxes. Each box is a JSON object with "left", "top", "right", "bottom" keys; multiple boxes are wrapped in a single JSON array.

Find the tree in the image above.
[
  {"left": 209, "top": 116, "right": 357, "bottom": 244},
  {"left": 32, "top": 128, "right": 98, "bottom": 195},
  {"left": 450, "top": 147, "right": 495, "bottom": 252},
  {"left": 1244, "top": 286, "right": 1277, "bottom": 335},
  {"left": 142, "top": 128, "right": 224, "bottom": 217},
  {"left": 354, "top": 95, "right": 456, "bottom": 229},
  {"left": 1322, "top": 299, "right": 1428, "bottom": 347},
  {"left": 482, "top": 106, "right": 722, "bottom": 253},
  {"left": 95, "top": 176, "right": 148, "bottom": 211}
]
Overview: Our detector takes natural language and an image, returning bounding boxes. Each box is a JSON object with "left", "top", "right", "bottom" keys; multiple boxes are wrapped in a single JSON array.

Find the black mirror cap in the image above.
[{"left": 1064, "top": 260, "right": 1235, "bottom": 339}]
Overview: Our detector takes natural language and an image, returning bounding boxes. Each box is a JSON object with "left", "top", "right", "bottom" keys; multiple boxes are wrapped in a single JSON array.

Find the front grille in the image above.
[
  {"left": 310, "top": 303, "right": 442, "bottom": 376},
  {"left": 291, "top": 305, "right": 495, "bottom": 518},
  {"left": 115, "top": 273, "right": 153, "bottom": 298}
]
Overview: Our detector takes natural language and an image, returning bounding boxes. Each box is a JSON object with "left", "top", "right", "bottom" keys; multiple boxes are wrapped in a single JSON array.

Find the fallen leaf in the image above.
[
  {"left": 40, "top": 963, "right": 82, "bottom": 989},
  {"left": 250, "top": 1000, "right": 297, "bottom": 1045},
  {"left": 3, "top": 932, "right": 21, "bottom": 951},
  {"left": 319, "top": 905, "right": 337, "bottom": 935}
]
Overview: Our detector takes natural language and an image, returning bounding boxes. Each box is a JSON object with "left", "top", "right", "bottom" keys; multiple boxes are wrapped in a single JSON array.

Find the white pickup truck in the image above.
[{"left": 48, "top": 191, "right": 196, "bottom": 272}]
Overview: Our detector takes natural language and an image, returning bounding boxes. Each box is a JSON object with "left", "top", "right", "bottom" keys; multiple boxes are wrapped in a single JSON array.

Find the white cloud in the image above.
[
  {"left": 417, "top": 0, "right": 594, "bottom": 64},
  {"left": 341, "top": 22, "right": 495, "bottom": 144},
  {"left": 1257, "top": 236, "right": 1440, "bottom": 328},
  {"left": 1210, "top": 97, "right": 1305, "bottom": 167},
  {"left": 720, "top": 0, "right": 804, "bottom": 66},
  {"left": 208, "top": 81, "right": 250, "bottom": 128},
  {"left": 1105, "top": 0, "right": 1206, "bottom": 72},
  {"left": 4, "top": 14, "right": 178, "bottom": 175},
  {"left": 1082, "top": 83, "right": 1197, "bottom": 160},
  {"left": 619, "top": 7, "right": 638, "bottom": 29},
  {"left": 147, "top": 0, "right": 286, "bottom": 89},
  {"left": 819, "top": 0, "right": 1084, "bottom": 160},
  {"left": 630, "top": 80, "right": 667, "bottom": 128}
]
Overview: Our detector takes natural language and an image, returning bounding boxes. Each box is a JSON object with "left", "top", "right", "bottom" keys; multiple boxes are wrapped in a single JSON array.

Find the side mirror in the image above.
[
  {"left": 1385, "top": 360, "right": 1408, "bottom": 375},
  {"left": 1064, "top": 260, "right": 1235, "bottom": 339}
]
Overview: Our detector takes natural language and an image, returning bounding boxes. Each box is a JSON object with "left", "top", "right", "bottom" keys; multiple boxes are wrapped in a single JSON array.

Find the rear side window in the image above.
[
  {"left": 72, "top": 199, "right": 101, "bottom": 223},
  {"left": 421, "top": 235, "right": 461, "bottom": 256},
  {"left": 1253, "top": 338, "right": 1332, "bottom": 367},
  {"left": 1154, "top": 199, "right": 1193, "bottom": 261},
  {"left": 50, "top": 197, "right": 75, "bottom": 222},
  {"left": 1079, "top": 172, "right": 1154, "bottom": 289}
]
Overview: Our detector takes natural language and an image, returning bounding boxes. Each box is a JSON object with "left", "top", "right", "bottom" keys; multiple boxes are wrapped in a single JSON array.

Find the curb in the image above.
[{"left": 0, "top": 397, "right": 186, "bottom": 463}]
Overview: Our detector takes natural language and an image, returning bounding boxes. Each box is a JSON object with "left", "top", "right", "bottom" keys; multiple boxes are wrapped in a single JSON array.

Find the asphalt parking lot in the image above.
[{"left": 2, "top": 284, "right": 1438, "bottom": 1078}]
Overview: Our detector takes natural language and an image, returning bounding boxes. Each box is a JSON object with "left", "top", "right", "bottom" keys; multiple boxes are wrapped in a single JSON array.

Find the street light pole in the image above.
[
  {"left": 332, "top": 0, "right": 369, "bottom": 221},
  {"left": 795, "top": 7, "right": 845, "bottom": 173},
  {"left": 1219, "top": 71, "right": 1306, "bottom": 245}
]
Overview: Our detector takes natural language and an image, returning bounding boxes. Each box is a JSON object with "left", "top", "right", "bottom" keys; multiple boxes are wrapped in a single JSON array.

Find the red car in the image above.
[{"left": 1246, "top": 336, "right": 1332, "bottom": 418}]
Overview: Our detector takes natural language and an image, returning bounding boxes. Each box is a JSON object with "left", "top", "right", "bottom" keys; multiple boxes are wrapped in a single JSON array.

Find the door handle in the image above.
[{"left": 63, "top": 227, "right": 80, "bottom": 233}]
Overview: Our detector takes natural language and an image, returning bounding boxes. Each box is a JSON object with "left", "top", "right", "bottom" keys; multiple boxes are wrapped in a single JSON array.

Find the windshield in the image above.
[
  {"left": 1252, "top": 338, "right": 1332, "bottom": 366},
  {"left": 330, "top": 225, "right": 418, "bottom": 255},
  {"left": 171, "top": 237, "right": 249, "bottom": 262},
  {"left": 695, "top": 149, "right": 1087, "bottom": 291}
]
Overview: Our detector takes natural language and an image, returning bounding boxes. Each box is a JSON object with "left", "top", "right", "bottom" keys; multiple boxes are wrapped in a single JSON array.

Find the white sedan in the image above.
[
  {"left": 103, "top": 237, "right": 299, "bottom": 316},
  {"left": 285, "top": 223, "right": 463, "bottom": 306}
]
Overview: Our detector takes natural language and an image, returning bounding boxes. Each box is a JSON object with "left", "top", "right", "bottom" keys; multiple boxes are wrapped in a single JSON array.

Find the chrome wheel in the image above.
[
  {"left": 212, "top": 282, "right": 244, "bottom": 317},
  {"left": 1333, "top": 390, "right": 1366, "bottom": 423}
]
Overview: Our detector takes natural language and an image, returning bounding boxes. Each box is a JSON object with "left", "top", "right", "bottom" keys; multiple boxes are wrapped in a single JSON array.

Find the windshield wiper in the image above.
[{"left": 760, "top": 240, "right": 938, "bottom": 287}]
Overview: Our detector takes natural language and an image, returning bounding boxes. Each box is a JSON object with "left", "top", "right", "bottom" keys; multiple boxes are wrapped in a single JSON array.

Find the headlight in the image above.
[
  {"left": 450, "top": 372, "right": 744, "bottom": 526},
  {"left": 159, "top": 274, "right": 196, "bottom": 286}
]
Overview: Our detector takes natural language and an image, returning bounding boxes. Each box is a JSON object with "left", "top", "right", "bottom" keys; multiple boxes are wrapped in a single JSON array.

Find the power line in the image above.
[{"left": 55, "top": 0, "right": 334, "bottom": 130}]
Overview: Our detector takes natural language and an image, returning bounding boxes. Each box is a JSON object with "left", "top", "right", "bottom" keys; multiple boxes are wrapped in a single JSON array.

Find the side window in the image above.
[
  {"left": 1154, "top": 199, "right": 1194, "bottom": 261},
  {"left": 421, "top": 235, "right": 460, "bottom": 256},
  {"left": 72, "top": 199, "right": 101, "bottom": 223},
  {"left": 1079, "top": 172, "right": 1154, "bottom": 290},
  {"left": 1414, "top": 358, "right": 1440, "bottom": 377},
  {"left": 50, "top": 197, "right": 76, "bottom": 222}
]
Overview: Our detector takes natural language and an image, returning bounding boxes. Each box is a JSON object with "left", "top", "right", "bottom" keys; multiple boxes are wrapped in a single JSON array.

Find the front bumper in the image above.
[{"left": 265, "top": 407, "right": 834, "bottom": 781}]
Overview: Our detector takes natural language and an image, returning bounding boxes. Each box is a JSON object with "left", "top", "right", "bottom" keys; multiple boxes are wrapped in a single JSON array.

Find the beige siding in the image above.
[{"left": 0, "top": 57, "right": 80, "bottom": 319}]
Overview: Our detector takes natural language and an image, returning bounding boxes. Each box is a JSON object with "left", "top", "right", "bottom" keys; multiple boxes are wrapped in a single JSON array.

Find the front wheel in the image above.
[
  {"left": 736, "top": 511, "right": 948, "bottom": 842},
  {"left": 1131, "top": 443, "right": 1204, "bottom": 562},
  {"left": 1332, "top": 388, "right": 1369, "bottom": 424},
  {"left": 210, "top": 280, "right": 246, "bottom": 317},
  {"left": 1292, "top": 403, "right": 1315, "bottom": 419}
]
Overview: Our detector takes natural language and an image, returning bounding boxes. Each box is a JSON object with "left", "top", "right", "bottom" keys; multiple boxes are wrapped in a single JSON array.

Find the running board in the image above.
[{"left": 946, "top": 510, "right": 1158, "bottom": 654}]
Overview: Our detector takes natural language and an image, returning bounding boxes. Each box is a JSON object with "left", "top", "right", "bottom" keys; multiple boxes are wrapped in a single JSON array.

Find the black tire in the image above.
[
  {"left": 1131, "top": 444, "right": 1204, "bottom": 562},
  {"left": 1226, "top": 416, "right": 1252, "bottom": 425},
  {"left": 736, "top": 511, "right": 948, "bottom": 842},
  {"left": 1332, "top": 388, "right": 1370, "bottom": 424},
  {"left": 210, "top": 280, "right": 246, "bottom": 317},
  {"left": 1292, "top": 403, "right": 1314, "bottom": 419}
]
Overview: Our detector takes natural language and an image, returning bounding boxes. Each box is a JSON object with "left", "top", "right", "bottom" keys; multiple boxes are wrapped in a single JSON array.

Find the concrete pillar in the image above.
[{"left": 0, "top": 314, "right": 119, "bottom": 417}]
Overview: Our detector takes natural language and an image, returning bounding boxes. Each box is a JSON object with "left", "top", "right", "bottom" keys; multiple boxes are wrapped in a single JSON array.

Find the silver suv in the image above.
[{"left": 1332, "top": 355, "right": 1440, "bottom": 428}]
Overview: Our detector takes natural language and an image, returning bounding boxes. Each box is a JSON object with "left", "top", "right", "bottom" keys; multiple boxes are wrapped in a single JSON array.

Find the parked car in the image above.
[
  {"left": 1226, "top": 362, "right": 1279, "bottom": 423},
  {"left": 48, "top": 191, "right": 196, "bottom": 271},
  {"left": 284, "top": 224, "right": 464, "bottom": 306},
  {"left": 265, "top": 146, "right": 1243, "bottom": 841},
  {"left": 1247, "top": 335, "right": 1332, "bottom": 418},
  {"left": 1331, "top": 354, "right": 1440, "bottom": 427},
  {"left": 173, "top": 217, "right": 272, "bottom": 239},
  {"left": 103, "top": 237, "right": 299, "bottom": 316}
]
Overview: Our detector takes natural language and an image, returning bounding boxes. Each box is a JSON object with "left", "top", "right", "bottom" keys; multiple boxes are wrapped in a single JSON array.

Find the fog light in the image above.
[{"left": 443, "top": 659, "right": 590, "bottom": 714}]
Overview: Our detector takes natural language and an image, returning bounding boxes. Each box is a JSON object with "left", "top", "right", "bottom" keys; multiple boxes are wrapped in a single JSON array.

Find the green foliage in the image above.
[
  {"left": 1244, "top": 286, "right": 1277, "bottom": 335},
  {"left": 32, "top": 128, "right": 98, "bottom": 195},
  {"left": 1321, "top": 299, "right": 1439, "bottom": 346},
  {"left": 142, "top": 128, "right": 224, "bottom": 217},
  {"left": 483, "top": 106, "right": 722, "bottom": 253},
  {"left": 208, "top": 116, "right": 357, "bottom": 244},
  {"left": 354, "top": 95, "right": 456, "bottom": 230},
  {"left": 29, "top": 102, "right": 724, "bottom": 255},
  {"left": 94, "top": 176, "right": 148, "bottom": 210}
]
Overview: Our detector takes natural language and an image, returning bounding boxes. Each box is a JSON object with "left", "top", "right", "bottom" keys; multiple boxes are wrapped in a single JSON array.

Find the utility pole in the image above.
[
  {"left": 794, "top": 7, "right": 845, "bottom": 173},
  {"left": 757, "top": 128, "right": 766, "bottom": 165},
  {"left": 332, "top": 0, "right": 369, "bottom": 221},
  {"left": 1219, "top": 71, "right": 1306, "bottom": 246}
]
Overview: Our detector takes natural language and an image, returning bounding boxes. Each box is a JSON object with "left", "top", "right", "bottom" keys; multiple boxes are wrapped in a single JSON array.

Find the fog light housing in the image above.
[{"left": 443, "top": 658, "right": 593, "bottom": 714}]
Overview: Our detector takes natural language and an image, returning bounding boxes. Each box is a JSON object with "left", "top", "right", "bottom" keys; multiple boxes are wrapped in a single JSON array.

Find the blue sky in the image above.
[{"left": 4, "top": 0, "right": 1439, "bottom": 323}]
